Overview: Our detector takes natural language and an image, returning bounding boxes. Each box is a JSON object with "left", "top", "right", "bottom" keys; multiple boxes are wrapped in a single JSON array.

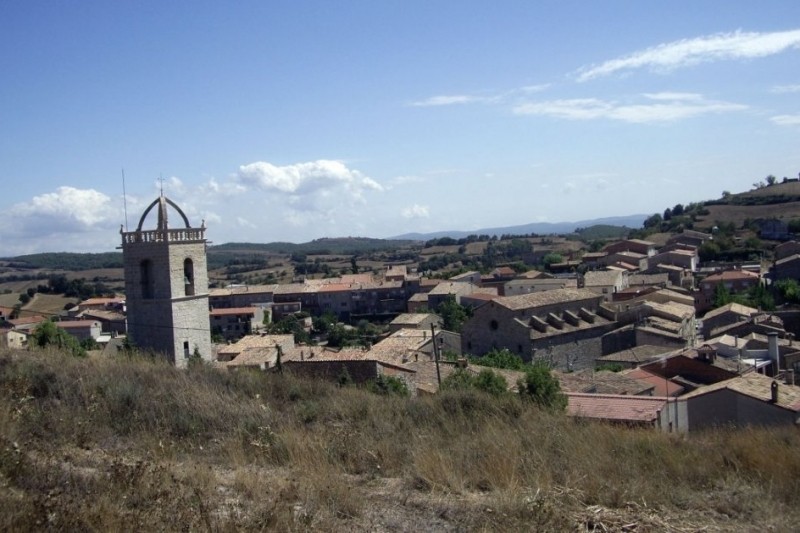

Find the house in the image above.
[
  {"left": 695, "top": 269, "right": 760, "bottom": 313},
  {"left": 502, "top": 277, "right": 577, "bottom": 297},
  {"left": 701, "top": 303, "right": 758, "bottom": 338},
  {"left": 774, "top": 241, "right": 800, "bottom": 261},
  {"left": 384, "top": 265, "right": 408, "bottom": 282},
  {"left": 556, "top": 369, "right": 655, "bottom": 395},
  {"left": 580, "top": 252, "right": 608, "bottom": 269},
  {"left": 584, "top": 270, "right": 629, "bottom": 302},
  {"left": 77, "top": 309, "right": 127, "bottom": 335},
  {"left": 602, "top": 251, "right": 648, "bottom": 271},
  {"left": 218, "top": 334, "right": 295, "bottom": 364},
  {"left": 595, "top": 344, "right": 676, "bottom": 369},
  {"left": 426, "top": 281, "right": 480, "bottom": 310},
  {"left": 649, "top": 249, "right": 698, "bottom": 272},
  {"left": 603, "top": 239, "right": 657, "bottom": 257},
  {"left": 209, "top": 307, "right": 265, "bottom": 341},
  {"left": 677, "top": 372, "right": 800, "bottom": 430},
  {"left": 461, "top": 288, "right": 617, "bottom": 370},
  {"left": 567, "top": 393, "right": 678, "bottom": 430},
  {"left": 667, "top": 230, "right": 712, "bottom": 249},
  {"left": 771, "top": 254, "right": 800, "bottom": 283},
  {"left": 56, "top": 320, "right": 102, "bottom": 342},
  {"left": 388, "top": 313, "right": 442, "bottom": 333},
  {"left": 1, "top": 330, "right": 27, "bottom": 349},
  {"left": 7, "top": 315, "right": 47, "bottom": 333}
]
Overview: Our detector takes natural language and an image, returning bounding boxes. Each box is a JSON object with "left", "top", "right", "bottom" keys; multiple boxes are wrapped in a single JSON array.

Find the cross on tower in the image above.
[{"left": 158, "top": 175, "right": 165, "bottom": 196}]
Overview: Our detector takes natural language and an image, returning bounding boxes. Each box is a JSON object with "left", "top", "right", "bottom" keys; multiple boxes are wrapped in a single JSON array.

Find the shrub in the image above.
[{"left": 517, "top": 362, "right": 567, "bottom": 410}]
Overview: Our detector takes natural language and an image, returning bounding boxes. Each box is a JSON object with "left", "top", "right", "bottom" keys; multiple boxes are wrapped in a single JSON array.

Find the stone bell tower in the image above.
[{"left": 120, "top": 195, "right": 211, "bottom": 367}]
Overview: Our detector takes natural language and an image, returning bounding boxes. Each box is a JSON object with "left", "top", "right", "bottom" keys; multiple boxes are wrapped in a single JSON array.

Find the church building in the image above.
[{"left": 120, "top": 195, "right": 212, "bottom": 366}]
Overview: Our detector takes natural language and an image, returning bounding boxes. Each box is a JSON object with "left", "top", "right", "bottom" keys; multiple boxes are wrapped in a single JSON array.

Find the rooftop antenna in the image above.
[
  {"left": 122, "top": 168, "right": 129, "bottom": 231},
  {"left": 159, "top": 174, "right": 165, "bottom": 196}
]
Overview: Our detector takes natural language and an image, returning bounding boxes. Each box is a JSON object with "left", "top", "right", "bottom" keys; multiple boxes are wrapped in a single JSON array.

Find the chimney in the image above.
[
  {"left": 771, "top": 381, "right": 779, "bottom": 403},
  {"left": 457, "top": 357, "right": 468, "bottom": 368},
  {"left": 768, "top": 332, "right": 780, "bottom": 371},
  {"left": 785, "top": 369, "right": 795, "bottom": 386}
]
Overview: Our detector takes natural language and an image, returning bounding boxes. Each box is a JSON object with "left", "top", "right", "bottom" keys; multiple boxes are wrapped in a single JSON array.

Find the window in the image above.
[
  {"left": 184, "top": 258, "right": 195, "bottom": 296},
  {"left": 183, "top": 341, "right": 190, "bottom": 358},
  {"left": 490, "top": 319, "right": 499, "bottom": 331},
  {"left": 140, "top": 260, "right": 154, "bottom": 299}
]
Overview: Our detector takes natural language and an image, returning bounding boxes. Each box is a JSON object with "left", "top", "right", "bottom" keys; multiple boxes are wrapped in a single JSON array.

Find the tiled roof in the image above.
[
  {"left": 703, "top": 302, "right": 758, "bottom": 320},
  {"left": 680, "top": 373, "right": 800, "bottom": 411},
  {"left": 428, "top": 281, "right": 475, "bottom": 295},
  {"left": 567, "top": 393, "right": 669, "bottom": 423},
  {"left": 390, "top": 313, "right": 436, "bottom": 325},
  {"left": 598, "top": 345, "right": 677, "bottom": 364},
  {"left": 622, "top": 368, "right": 685, "bottom": 396},
  {"left": 704, "top": 270, "right": 759, "bottom": 282},
  {"left": 556, "top": 369, "right": 654, "bottom": 395},
  {"left": 495, "top": 288, "right": 600, "bottom": 311},
  {"left": 79, "top": 297, "right": 124, "bottom": 306},
  {"left": 217, "top": 334, "right": 294, "bottom": 356},
  {"left": 57, "top": 320, "right": 100, "bottom": 329},
  {"left": 584, "top": 270, "right": 623, "bottom": 287},
  {"left": 210, "top": 307, "right": 260, "bottom": 316}
]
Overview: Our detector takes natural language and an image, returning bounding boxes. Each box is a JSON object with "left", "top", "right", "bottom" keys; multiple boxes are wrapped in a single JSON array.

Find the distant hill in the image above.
[
  {"left": 391, "top": 214, "right": 648, "bottom": 240},
  {"left": 210, "top": 237, "right": 418, "bottom": 256}
]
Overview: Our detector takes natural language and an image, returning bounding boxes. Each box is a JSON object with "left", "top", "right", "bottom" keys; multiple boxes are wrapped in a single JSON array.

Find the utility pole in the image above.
[{"left": 431, "top": 324, "right": 441, "bottom": 387}]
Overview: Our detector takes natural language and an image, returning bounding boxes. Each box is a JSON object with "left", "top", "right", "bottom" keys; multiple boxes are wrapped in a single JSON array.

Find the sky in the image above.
[{"left": 1, "top": 1, "right": 800, "bottom": 255}]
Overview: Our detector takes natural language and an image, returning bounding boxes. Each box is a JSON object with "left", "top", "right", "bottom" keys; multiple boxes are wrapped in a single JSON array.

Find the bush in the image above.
[{"left": 517, "top": 362, "right": 567, "bottom": 410}]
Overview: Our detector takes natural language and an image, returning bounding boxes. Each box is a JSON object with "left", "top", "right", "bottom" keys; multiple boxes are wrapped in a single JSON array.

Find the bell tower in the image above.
[{"left": 121, "top": 195, "right": 212, "bottom": 367}]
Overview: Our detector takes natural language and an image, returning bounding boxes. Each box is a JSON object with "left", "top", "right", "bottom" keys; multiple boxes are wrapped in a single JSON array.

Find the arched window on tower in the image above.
[
  {"left": 140, "top": 260, "right": 154, "bottom": 299},
  {"left": 184, "top": 258, "right": 195, "bottom": 296}
]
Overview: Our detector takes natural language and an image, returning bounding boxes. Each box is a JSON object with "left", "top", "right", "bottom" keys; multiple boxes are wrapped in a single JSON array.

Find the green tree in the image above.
[
  {"left": 470, "top": 348, "right": 526, "bottom": 370},
  {"left": 517, "top": 362, "right": 567, "bottom": 410},
  {"left": 437, "top": 295, "right": 470, "bottom": 333},
  {"left": 712, "top": 283, "right": 732, "bottom": 308},
  {"left": 776, "top": 279, "right": 800, "bottom": 303},
  {"left": 473, "top": 369, "right": 508, "bottom": 396},
  {"left": 542, "top": 253, "right": 563, "bottom": 268},
  {"left": 367, "top": 374, "right": 409, "bottom": 397},
  {"left": 30, "top": 320, "right": 86, "bottom": 358}
]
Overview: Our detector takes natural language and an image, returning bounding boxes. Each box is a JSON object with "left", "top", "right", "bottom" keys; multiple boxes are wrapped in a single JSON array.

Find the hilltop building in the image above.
[{"left": 120, "top": 195, "right": 212, "bottom": 366}]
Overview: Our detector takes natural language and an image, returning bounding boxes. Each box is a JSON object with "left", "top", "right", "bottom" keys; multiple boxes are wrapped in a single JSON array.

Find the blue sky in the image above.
[{"left": 2, "top": 1, "right": 799, "bottom": 254}]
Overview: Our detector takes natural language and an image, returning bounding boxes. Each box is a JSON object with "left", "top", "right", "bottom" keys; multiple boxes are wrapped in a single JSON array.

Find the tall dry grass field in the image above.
[{"left": 1, "top": 347, "right": 799, "bottom": 531}]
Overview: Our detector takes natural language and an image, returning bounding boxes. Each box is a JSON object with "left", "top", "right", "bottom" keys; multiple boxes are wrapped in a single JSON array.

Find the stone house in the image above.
[
  {"left": 388, "top": 313, "right": 442, "bottom": 333},
  {"left": 502, "top": 277, "right": 577, "bottom": 297},
  {"left": 461, "top": 288, "right": 617, "bottom": 370},
  {"left": 584, "top": 270, "right": 629, "bottom": 302}
]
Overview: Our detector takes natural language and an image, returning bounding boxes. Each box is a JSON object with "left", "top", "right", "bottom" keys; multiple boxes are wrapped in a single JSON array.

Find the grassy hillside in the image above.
[{"left": 1, "top": 348, "right": 798, "bottom": 531}]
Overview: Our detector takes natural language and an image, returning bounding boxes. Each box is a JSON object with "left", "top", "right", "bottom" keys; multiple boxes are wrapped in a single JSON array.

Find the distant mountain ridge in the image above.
[{"left": 391, "top": 214, "right": 649, "bottom": 241}]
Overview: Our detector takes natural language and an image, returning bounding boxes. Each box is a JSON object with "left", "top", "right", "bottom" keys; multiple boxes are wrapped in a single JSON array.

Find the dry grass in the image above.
[{"left": 1, "top": 348, "right": 799, "bottom": 531}]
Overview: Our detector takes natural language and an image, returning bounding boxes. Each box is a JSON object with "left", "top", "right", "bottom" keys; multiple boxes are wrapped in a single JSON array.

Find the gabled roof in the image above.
[
  {"left": 494, "top": 288, "right": 600, "bottom": 311},
  {"left": 210, "top": 307, "right": 260, "bottom": 316},
  {"left": 567, "top": 393, "right": 669, "bottom": 424},
  {"left": 703, "top": 270, "right": 760, "bottom": 283},
  {"left": 584, "top": 270, "right": 623, "bottom": 287},
  {"left": 703, "top": 302, "right": 758, "bottom": 321},
  {"left": 681, "top": 373, "right": 800, "bottom": 412}
]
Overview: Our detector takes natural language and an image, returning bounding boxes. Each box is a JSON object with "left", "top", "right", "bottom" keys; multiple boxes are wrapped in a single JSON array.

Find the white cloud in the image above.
[
  {"left": 577, "top": 29, "right": 800, "bottom": 81},
  {"left": 771, "top": 114, "right": 800, "bottom": 126},
  {"left": 772, "top": 84, "right": 800, "bottom": 93},
  {"left": 514, "top": 94, "right": 746, "bottom": 123},
  {"left": 11, "top": 186, "right": 119, "bottom": 229},
  {"left": 409, "top": 84, "right": 550, "bottom": 108},
  {"left": 401, "top": 204, "right": 430, "bottom": 219},
  {"left": 236, "top": 216, "right": 257, "bottom": 229},
  {"left": 238, "top": 160, "right": 382, "bottom": 197},
  {"left": 409, "top": 95, "right": 481, "bottom": 107}
]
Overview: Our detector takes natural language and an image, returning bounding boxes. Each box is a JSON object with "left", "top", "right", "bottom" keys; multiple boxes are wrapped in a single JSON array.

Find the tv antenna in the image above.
[{"left": 122, "top": 168, "right": 129, "bottom": 231}]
